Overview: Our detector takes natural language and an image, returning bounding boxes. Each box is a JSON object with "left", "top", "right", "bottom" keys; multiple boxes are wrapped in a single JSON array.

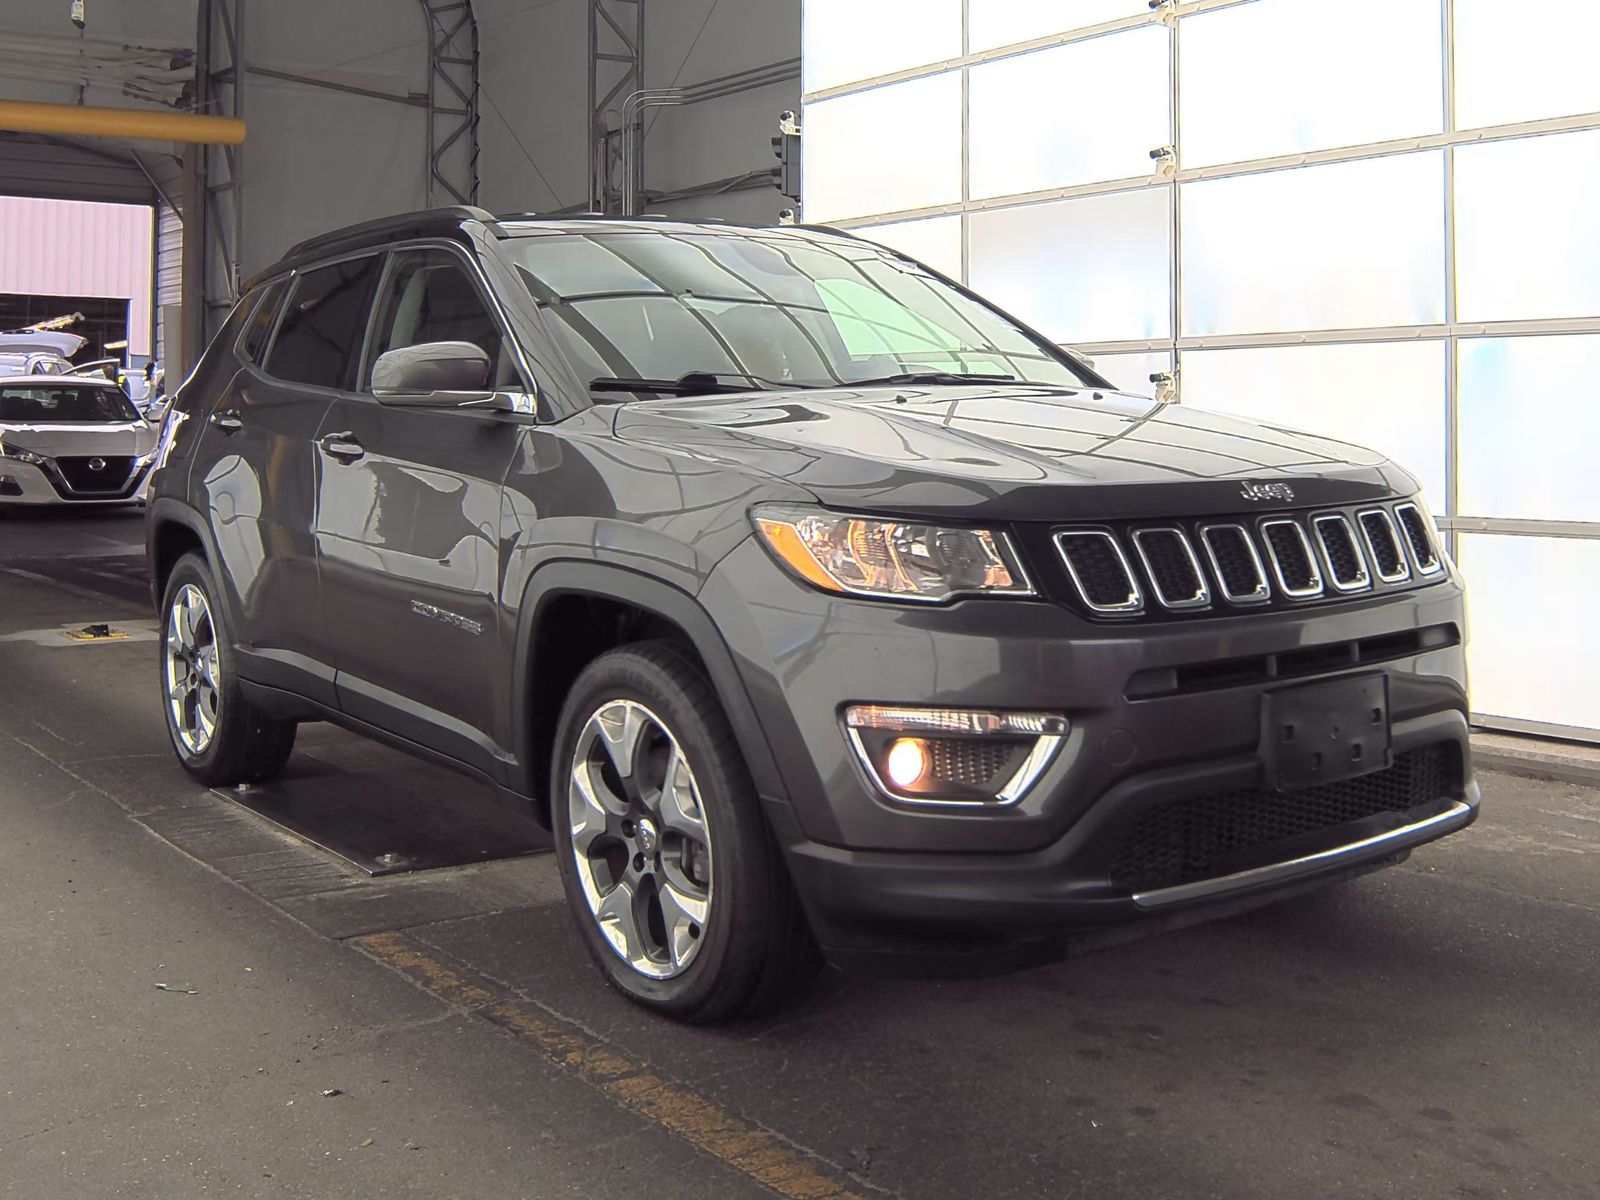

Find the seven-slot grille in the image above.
[
  {"left": 1054, "top": 500, "right": 1438, "bottom": 619},
  {"left": 1132, "top": 528, "right": 1210, "bottom": 609},
  {"left": 1312, "top": 514, "right": 1370, "bottom": 592},
  {"left": 1394, "top": 502, "right": 1443, "bottom": 574},
  {"left": 1054, "top": 531, "right": 1143, "bottom": 613}
]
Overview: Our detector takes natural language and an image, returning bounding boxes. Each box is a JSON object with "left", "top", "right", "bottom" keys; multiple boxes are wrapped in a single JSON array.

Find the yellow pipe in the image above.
[{"left": 0, "top": 98, "right": 246, "bottom": 145}]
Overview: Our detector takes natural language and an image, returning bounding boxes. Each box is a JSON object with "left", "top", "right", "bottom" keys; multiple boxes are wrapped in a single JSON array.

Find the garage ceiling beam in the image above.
[{"left": 212, "top": 63, "right": 427, "bottom": 109}]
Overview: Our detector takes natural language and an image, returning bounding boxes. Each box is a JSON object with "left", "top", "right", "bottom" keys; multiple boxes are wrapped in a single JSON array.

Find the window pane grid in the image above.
[{"left": 798, "top": 0, "right": 1600, "bottom": 735}]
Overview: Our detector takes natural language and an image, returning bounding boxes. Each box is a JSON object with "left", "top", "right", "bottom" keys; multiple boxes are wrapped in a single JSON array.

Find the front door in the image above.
[
  {"left": 314, "top": 246, "right": 528, "bottom": 774},
  {"left": 190, "top": 257, "right": 380, "bottom": 705}
]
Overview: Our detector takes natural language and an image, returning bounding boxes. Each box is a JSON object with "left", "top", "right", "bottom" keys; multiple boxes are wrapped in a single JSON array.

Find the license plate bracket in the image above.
[{"left": 1263, "top": 674, "right": 1391, "bottom": 792}]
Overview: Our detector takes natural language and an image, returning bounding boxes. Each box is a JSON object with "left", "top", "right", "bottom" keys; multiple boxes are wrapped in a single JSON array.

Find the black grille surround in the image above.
[
  {"left": 1108, "top": 744, "right": 1458, "bottom": 894},
  {"left": 50, "top": 455, "right": 137, "bottom": 497},
  {"left": 1044, "top": 500, "right": 1443, "bottom": 622}
]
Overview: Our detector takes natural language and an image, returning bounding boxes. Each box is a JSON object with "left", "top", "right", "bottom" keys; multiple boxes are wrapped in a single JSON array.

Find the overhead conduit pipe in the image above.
[{"left": 0, "top": 98, "right": 246, "bottom": 145}]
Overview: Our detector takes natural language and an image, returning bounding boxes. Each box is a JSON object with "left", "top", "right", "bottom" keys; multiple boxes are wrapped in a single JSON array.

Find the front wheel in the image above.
[
  {"left": 551, "top": 642, "right": 819, "bottom": 1022},
  {"left": 159, "top": 552, "right": 297, "bottom": 786}
]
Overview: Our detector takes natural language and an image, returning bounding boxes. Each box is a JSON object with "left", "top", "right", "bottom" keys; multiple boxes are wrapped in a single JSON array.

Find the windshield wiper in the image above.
[
  {"left": 589, "top": 371, "right": 790, "bottom": 399},
  {"left": 844, "top": 371, "right": 1018, "bottom": 387}
]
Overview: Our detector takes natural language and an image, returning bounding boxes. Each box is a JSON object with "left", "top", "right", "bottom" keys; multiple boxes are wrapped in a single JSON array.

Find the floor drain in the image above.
[{"left": 62, "top": 623, "right": 129, "bottom": 642}]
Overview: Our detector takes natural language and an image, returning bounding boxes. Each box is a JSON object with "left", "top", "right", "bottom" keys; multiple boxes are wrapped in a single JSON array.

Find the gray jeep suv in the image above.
[{"left": 147, "top": 207, "right": 1477, "bottom": 1021}]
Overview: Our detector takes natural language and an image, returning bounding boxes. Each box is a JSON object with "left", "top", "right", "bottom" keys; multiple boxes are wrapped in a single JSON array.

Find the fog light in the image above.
[
  {"left": 885, "top": 738, "right": 930, "bottom": 789},
  {"left": 843, "top": 705, "right": 1068, "bottom": 807}
]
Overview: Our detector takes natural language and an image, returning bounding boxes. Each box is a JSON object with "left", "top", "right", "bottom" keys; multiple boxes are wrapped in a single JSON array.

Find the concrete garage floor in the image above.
[{"left": 2, "top": 510, "right": 1598, "bottom": 1200}]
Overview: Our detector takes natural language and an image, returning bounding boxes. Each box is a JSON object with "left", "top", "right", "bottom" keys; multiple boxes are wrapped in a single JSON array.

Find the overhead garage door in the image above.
[
  {"left": 800, "top": 0, "right": 1600, "bottom": 741},
  {"left": 0, "top": 132, "right": 156, "bottom": 205}
]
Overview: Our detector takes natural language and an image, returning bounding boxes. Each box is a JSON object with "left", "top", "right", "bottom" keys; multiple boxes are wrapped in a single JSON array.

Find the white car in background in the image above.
[
  {"left": 0, "top": 375, "right": 157, "bottom": 507},
  {"left": 0, "top": 329, "right": 87, "bottom": 377}
]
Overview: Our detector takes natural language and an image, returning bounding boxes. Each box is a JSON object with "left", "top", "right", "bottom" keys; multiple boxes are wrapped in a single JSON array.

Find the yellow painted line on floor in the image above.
[{"left": 352, "top": 930, "right": 875, "bottom": 1200}]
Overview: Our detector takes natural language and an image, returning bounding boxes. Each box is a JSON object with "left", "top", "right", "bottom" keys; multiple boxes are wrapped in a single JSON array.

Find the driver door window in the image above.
[{"left": 363, "top": 248, "right": 514, "bottom": 389}]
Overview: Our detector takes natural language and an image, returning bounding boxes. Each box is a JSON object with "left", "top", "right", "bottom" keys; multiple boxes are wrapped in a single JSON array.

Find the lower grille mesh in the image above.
[
  {"left": 1108, "top": 745, "right": 1455, "bottom": 893},
  {"left": 926, "top": 739, "right": 1016, "bottom": 787}
]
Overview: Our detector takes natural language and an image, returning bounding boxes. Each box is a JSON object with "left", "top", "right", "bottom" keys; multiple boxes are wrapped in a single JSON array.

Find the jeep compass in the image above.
[{"left": 146, "top": 207, "right": 1477, "bottom": 1021}]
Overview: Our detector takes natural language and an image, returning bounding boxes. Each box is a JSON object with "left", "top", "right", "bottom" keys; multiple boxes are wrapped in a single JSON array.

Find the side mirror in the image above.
[{"left": 372, "top": 341, "right": 492, "bottom": 406}]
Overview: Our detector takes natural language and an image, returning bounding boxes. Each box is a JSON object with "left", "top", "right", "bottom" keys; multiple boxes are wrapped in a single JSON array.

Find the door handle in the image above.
[
  {"left": 211, "top": 409, "right": 244, "bottom": 434},
  {"left": 319, "top": 431, "right": 365, "bottom": 463}
]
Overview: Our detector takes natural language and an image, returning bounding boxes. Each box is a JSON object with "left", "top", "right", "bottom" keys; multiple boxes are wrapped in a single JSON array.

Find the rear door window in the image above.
[
  {"left": 265, "top": 256, "right": 381, "bottom": 389},
  {"left": 238, "top": 279, "right": 289, "bottom": 364}
]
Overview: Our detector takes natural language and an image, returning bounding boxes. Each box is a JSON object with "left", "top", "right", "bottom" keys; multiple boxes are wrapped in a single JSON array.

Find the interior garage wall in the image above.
[
  {"left": 475, "top": 0, "right": 797, "bottom": 222},
  {"left": 801, "top": 0, "right": 1600, "bottom": 741},
  {"left": 640, "top": 0, "right": 799, "bottom": 223},
  {"left": 476, "top": 0, "right": 589, "bottom": 213},
  {"left": 235, "top": 3, "right": 430, "bottom": 275}
]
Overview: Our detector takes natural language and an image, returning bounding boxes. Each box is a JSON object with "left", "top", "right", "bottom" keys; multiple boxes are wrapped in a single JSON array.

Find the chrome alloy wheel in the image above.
[
  {"left": 164, "top": 583, "right": 220, "bottom": 755},
  {"left": 568, "top": 699, "right": 714, "bottom": 980}
]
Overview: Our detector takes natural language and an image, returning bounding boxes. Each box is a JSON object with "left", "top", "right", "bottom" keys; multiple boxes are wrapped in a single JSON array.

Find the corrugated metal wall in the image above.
[
  {"left": 0, "top": 194, "right": 155, "bottom": 356},
  {"left": 155, "top": 201, "right": 183, "bottom": 369}
]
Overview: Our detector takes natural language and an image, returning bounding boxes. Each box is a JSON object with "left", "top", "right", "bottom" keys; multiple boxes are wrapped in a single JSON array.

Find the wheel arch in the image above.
[
  {"left": 146, "top": 498, "right": 220, "bottom": 613},
  {"left": 510, "top": 561, "right": 789, "bottom": 827}
]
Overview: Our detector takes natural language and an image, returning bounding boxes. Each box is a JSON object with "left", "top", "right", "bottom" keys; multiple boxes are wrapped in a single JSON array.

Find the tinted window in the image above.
[
  {"left": 0, "top": 385, "right": 140, "bottom": 424},
  {"left": 265, "top": 257, "right": 380, "bottom": 389},
  {"left": 364, "top": 249, "right": 509, "bottom": 387},
  {"left": 239, "top": 280, "right": 288, "bottom": 364}
]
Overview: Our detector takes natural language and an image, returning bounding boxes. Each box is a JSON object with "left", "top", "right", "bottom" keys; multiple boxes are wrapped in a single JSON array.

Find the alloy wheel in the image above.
[
  {"left": 164, "top": 583, "right": 220, "bottom": 755},
  {"left": 568, "top": 699, "right": 714, "bottom": 979}
]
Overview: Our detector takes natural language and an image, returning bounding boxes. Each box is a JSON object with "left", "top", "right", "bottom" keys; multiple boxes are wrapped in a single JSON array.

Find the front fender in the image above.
[{"left": 506, "top": 557, "right": 789, "bottom": 815}]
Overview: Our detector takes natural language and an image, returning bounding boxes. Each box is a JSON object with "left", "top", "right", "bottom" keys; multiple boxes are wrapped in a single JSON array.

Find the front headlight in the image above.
[
  {"left": 0, "top": 440, "right": 44, "bottom": 465},
  {"left": 752, "top": 505, "right": 1033, "bottom": 602}
]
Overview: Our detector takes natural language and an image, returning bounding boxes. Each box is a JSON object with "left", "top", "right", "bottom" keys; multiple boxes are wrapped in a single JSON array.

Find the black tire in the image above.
[
  {"left": 158, "top": 552, "right": 297, "bottom": 786},
  {"left": 551, "top": 641, "right": 820, "bottom": 1023}
]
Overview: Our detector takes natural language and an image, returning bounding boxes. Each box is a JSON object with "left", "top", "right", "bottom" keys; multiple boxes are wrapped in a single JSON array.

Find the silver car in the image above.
[{"left": 0, "top": 375, "right": 157, "bottom": 506}]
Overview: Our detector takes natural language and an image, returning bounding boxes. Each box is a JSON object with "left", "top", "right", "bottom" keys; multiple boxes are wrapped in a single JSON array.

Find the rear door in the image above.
[
  {"left": 191, "top": 255, "right": 381, "bottom": 705},
  {"left": 313, "top": 245, "right": 530, "bottom": 773}
]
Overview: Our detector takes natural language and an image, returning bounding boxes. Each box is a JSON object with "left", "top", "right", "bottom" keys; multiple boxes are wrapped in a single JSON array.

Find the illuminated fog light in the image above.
[
  {"left": 885, "top": 738, "right": 930, "bottom": 789},
  {"left": 843, "top": 704, "right": 1068, "bottom": 807}
]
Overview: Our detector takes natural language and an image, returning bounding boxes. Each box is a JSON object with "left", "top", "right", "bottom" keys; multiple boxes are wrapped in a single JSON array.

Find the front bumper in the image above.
[
  {"left": 702, "top": 538, "right": 1477, "bottom": 966},
  {"left": 0, "top": 458, "right": 151, "bottom": 505}
]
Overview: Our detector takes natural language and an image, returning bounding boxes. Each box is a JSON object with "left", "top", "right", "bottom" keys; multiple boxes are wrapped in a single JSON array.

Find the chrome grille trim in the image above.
[
  {"left": 1311, "top": 513, "right": 1372, "bottom": 592},
  {"left": 1393, "top": 502, "right": 1444, "bottom": 576},
  {"left": 1198, "top": 523, "right": 1271, "bottom": 605},
  {"left": 1356, "top": 508, "right": 1411, "bottom": 583},
  {"left": 1258, "top": 518, "right": 1324, "bottom": 598},
  {"left": 1131, "top": 527, "right": 1211, "bottom": 610},
  {"left": 1054, "top": 530, "right": 1144, "bottom": 615}
]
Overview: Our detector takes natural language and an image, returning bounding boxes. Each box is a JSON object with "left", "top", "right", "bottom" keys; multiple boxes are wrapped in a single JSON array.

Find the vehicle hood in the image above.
[
  {"left": 614, "top": 384, "right": 1418, "bottom": 521},
  {"left": 0, "top": 421, "right": 156, "bottom": 457}
]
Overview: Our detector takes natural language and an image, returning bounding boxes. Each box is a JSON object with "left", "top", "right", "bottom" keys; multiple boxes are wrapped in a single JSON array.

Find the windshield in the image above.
[
  {"left": 504, "top": 227, "right": 1092, "bottom": 394},
  {"left": 0, "top": 385, "right": 140, "bottom": 424}
]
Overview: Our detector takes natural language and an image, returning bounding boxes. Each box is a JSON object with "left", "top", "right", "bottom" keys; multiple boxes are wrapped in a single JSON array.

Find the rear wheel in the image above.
[
  {"left": 551, "top": 642, "right": 820, "bottom": 1022},
  {"left": 159, "top": 553, "right": 297, "bottom": 786}
]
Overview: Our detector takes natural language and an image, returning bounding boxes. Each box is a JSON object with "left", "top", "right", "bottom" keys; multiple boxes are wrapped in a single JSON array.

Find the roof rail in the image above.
[
  {"left": 495, "top": 211, "right": 740, "bottom": 226},
  {"left": 281, "top": 205, "right": 496, "bottom": 261}
]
